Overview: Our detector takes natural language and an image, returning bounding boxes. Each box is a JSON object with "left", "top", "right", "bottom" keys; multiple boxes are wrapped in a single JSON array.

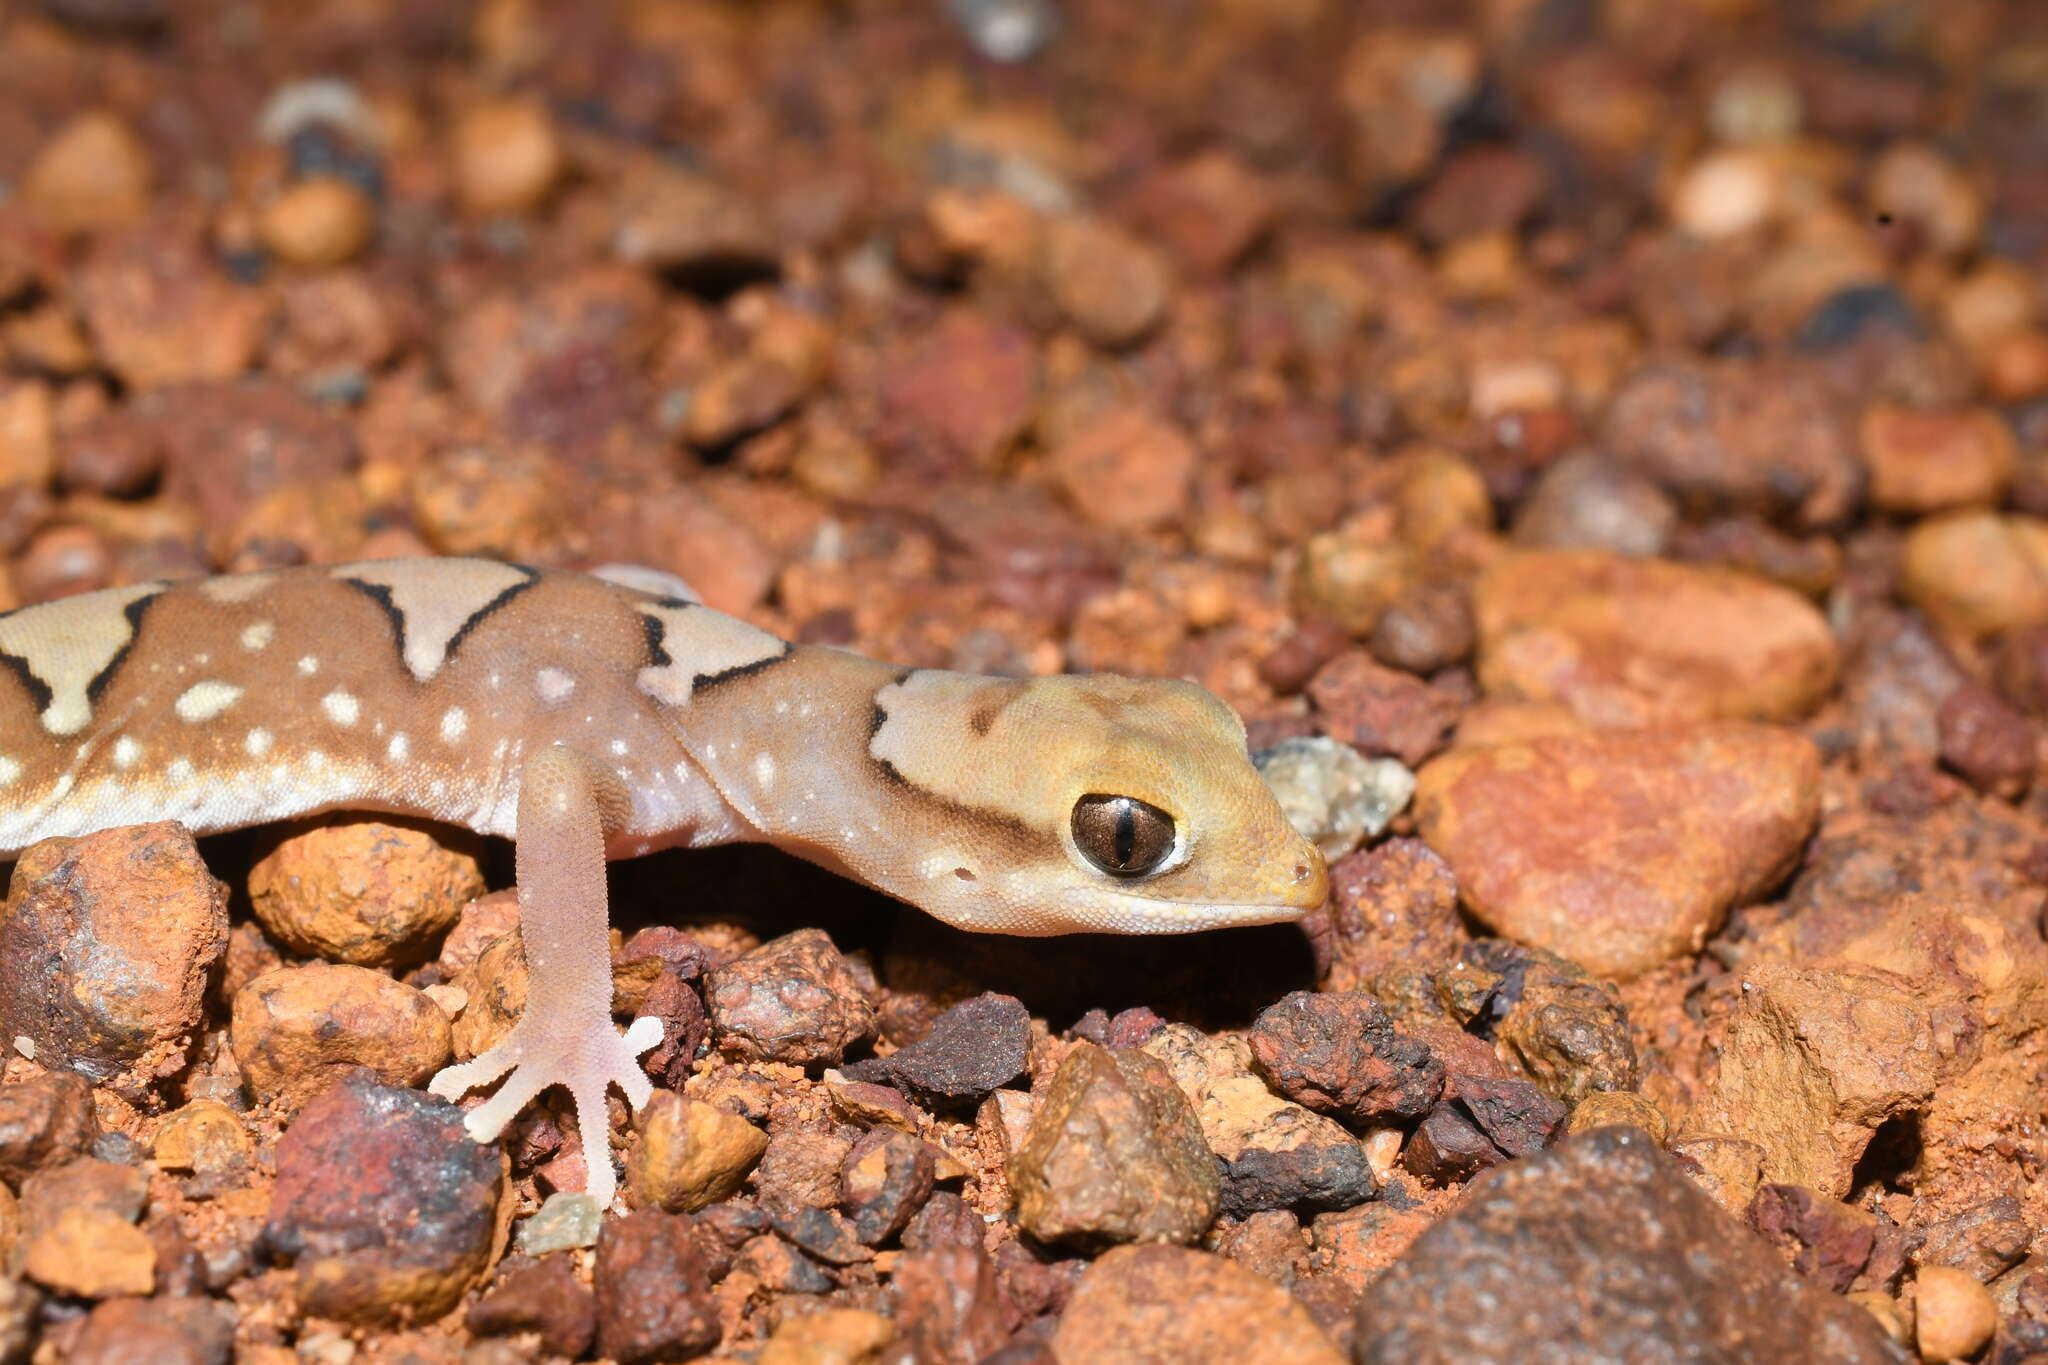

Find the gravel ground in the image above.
[{"left": 1, "top": 0, "right": 2047, "bottom": 1362}]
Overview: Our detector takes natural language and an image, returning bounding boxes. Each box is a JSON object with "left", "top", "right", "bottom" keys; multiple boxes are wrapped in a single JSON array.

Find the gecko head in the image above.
[{"left": 863, "top": 670, "right": 1328, "bottom": 936}]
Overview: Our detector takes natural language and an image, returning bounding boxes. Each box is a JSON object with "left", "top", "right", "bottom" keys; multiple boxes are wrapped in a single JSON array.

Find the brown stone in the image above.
[
  {"left": 594, "top": 1209, "right": 721, "bottom": 1363},
  {"left": 0, "top": 822, "right": 228, "bottom": 1086},
  {"left": 67, "top": 1297, "right": 234, "bottom": 1365},
  {"left": 625, "top": 1091, "right": 767, "bottom": 1213},
  {"left": 1915, "top": 1265, "right": 1996, "bottom": 1364},
  {"left": 1901, "top": 511, "right": 2048, "bottom": 640},
  {"left": 1354, "top": 1128, "right": 1905, "bottom": 1363},
  {"left": 1414, "top": 723, "right": 1821, "bottom": 977},
  {"left": 468, "top": 1255, "right": 596, "bottom": 1358},
  {"left": 231, "top": 963, "right": 452, "bottom": 1111},
  {"left": 264, "top": 1072, "right": 508, "bottom": 1325},
  {"left": 1130, "top": 151, "right": 1277, "bottom": 274},
  {"left": 1475, "top": 549, "right": 1839, "bottom": 724},
  {"left": 1054, "top": 1244, "right": 1345, "bottom": 1365},
  {"left": 0, "top": 381, "right": 54, "bottom": 492},
  {"left": 1249, "top": 991, "right": 1442, "bottom": 1123},
  {"left": 1307, "top": 652, "right": 1460, "bottom": 767},
  {"left": 248, "top": 816, "right": 486, "bottom": 967},
  {"left": 1047, "top": 404, "right": 1196, "bottom": 532},
  {"left": 0, "top": 1071, "right": 96, "bottom": 1184},
  {"left": 1861, "top": 406, "right": 2016, "bottom": 514},
  {"left": 260, "top": 178, "right": 375, "bottom": 267},
  {"left": 1010, "top": 1042, "right": 1220, "bottom": 1247},
  {"left": 20, "top": 112, "right": 149, "bottom": 234},
  {"left": 705, "top": 927, "right": 877, "bottom": 1067},
  {"left": 452, "top": 98, "right": 562, "bottom": 216},
  {"left": 76, "top": 227, "right": 270, "bottom": 389},
  {"left": 756, "top": 1308, "right": 895, "bottom": 1365},
  {"left": 21, "top": 1205, "right": 155, "bottom": 1298},
  {"left": 1300, "top": 838, "right": 1468, "bottom": 993},
  {"left": 880, "top": 310, "right": 1040, "bottom": 472},
  {"left": 1043, "top": 216, "right": 1171, "bottom": 348}
]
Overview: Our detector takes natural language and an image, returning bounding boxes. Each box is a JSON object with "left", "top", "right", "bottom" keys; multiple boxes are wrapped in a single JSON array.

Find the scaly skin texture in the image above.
[{"left": 0, "top": 558, "right": 1328, "bottom": 1203}]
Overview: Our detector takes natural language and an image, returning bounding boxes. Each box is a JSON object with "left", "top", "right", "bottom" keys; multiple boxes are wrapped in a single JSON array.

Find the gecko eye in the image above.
[{"left": 1070, "top": 795, "right": 1176, "bottom": 877}]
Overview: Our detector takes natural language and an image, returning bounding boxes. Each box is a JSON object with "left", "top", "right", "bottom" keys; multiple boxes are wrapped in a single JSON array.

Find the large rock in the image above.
[
  {"left": 1055, "top": 1244, "right": 1346, "bottom": 1365},
  {"left": 263, "top": 1073, "right": 508, "bottom": 1324},
  {"left": 0, "top": 823, "right": 228, "bottom": 1086},
  {"left": 1009, "top": 1042, "right": 1219, "bottom": 1247},
  {"left": 1353, "top": 1127, "right": 1908, "bottom": 1364},
  {"left": 1414, "top": 724, "right": 1821, "bottom": 977},
  {"left": 1474, "top": 550, "right": 1839, "bottom": 725}
]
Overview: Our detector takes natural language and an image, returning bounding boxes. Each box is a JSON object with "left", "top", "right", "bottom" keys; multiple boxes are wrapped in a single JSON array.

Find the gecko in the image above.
[{"left": 0, "top": 557, "right": 1329, "bottom": 1203}]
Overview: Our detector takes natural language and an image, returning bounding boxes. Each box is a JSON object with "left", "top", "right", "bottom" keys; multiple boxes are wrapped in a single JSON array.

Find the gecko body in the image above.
[{"left": 0, "top": 558, "right": 1327, "bottom": 1202}]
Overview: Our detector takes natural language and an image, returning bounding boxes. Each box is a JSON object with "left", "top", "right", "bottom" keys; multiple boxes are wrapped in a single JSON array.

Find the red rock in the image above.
[
  {"left": 468, "top": 1255, "right": 595, "bottom": 1358},
  {"left": 1249, "top": 991, "right": 1443, "bottom": 1123},
  {"left": 880, "top": 310, "right": 1040, "bottom": 473},
  {"left": 75, "top": 225, "right": 269, "bottom": 389},
  {"left": 1043, "top": 216, "right": 1171, "bottom": 348},
  {"left": 840, "top": 1127, "right": 935, "bottom": 1245},
  {"left": 1936, "top": 680, "right": 2035, "bottom": 797},
  {"left": 888, "top": 1244, "right": 1010, "bottom": 1365},
  {"left": 1413, "top": 723, "right": 1822, "bottom": 977},
  {"left": 1046, "top": 404, "right": 1197, "bottom": 533},
  {"left": 20, "top": 112, "right": 150, "bottom": 234},
  {"left": 0, "top": 823, "right": 227, "bottom": 1087},
  {"left": 231, "top": 963, "right": 451, "bottom": 1112},
  {"left": 1307, "top": 652, "right": 1460, "bottom": 767},
  {"left": 1902, "top": 511, "right": 2048, "bottom": 641},
  {"left": 1298, "top": 838, "right": 1469, "bottom": 992},
  {"left": 594, "top": 1210, "right": 722, "bottom": 1363},
  {"left": 0, "top": 1072, "right": 96, "bottom": 1184},
  {"left": 146, "top": 380, "right": 359, "bottom": 540},
  {"left": 66, "top": 1297, "right": 232, "bottom": 1365},
  {"left": 1010, "top": 1041, "right": 1220, "bottom": 1248},
  {"left": 1130, "top": 151, "right": 1277, "bottom": 275},
  {"left": 1860, "top": 406, "right": 2016, "bottom": 514},
  {"left": 1475, "top": 550, "right": 1840, "bottom": 725},
  {"left": 264, "top": 1072, "right": 507, "bottom": 1325},
  {"left": 1054, "top": 1244, "right": 1345, "bottom": 1365},
  {"left": 705, "top": 927, "right": 877, "bottom": 1067},
  {"left": 451, "top": 98, "right": 562, "bottom": 216}
]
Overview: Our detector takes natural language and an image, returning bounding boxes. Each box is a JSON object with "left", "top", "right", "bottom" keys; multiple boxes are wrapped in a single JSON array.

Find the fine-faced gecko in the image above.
[{"left": 0, "top": 558, "right": 1328, "bottom": 1202}]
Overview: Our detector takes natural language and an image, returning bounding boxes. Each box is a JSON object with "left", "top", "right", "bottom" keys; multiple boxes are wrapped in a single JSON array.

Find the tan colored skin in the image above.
[{"left": 0, "top": 559, "right": 1327, "bottom": 1204}]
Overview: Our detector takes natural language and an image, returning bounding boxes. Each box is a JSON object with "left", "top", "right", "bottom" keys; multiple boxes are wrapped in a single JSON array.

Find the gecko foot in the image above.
[{"left": 429, "top": 1012, "right": 664, "bottom": 1207}]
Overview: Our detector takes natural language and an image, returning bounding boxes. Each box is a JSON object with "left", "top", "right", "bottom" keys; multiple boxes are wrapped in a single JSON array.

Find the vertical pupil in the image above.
[{"left": 1113, "top": 799, "right": 1136, "bottom": 867}]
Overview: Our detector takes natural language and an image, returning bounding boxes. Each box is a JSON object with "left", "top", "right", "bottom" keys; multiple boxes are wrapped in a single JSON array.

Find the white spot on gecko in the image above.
[
  {"left": 240, "top": 621, "right": 275, "bottom": 651},
  {"left": 321, "top": 690, "right": 360, "bottom": 726},
  {"left": 245, "top": 728, "right": 273, "bottom": 758},
  {"left": 298, "top": 656, "right": 320, "bottom": 675},
  {"left": 174, "top": 681, "right": 243, "bottom": 722},
  {"left": 111, "top": 737, "right": 141, "bottom": 770},
  {"left": 167, "top": 758, "right": 195, "bottom": 783},
  {"left": 536, "top": 667, "right": 575, "bottom": 703},
  {"left": 440, "top": 707, "right": 468, "bottom": 742},
  {"left": 754, "top": 753, "right": 776, "bottom": 788},
  {"left": 388, "top": 733, "right": 410, "bottom": 762},
  {"left": 0, "top": 757, "right": 17, "bottom": 788}
]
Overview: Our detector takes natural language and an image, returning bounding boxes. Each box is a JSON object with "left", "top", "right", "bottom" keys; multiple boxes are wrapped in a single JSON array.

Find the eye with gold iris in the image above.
[{"left": 1070, "top": 794, "right": 1175, "bottom": 877}]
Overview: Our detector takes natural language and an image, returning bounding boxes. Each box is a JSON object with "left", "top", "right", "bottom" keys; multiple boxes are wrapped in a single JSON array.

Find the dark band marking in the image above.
[
  {"left": 0, "top": 651, "right": 52, "bottom": 714},
  {"left": 342, "top": 578, "right": 409, "bottom": 671},
  {"left": 85, "top": 592, "right": 163, "bottom": 705},
  {"left": 438, "top": 572, "right": 538, "bottom": 662},
  {"left": 690, "top": 643, "right": 794, "bottom": 694},
  {"left": 642, "top": 610, "right": 671, "bottom": 670}
]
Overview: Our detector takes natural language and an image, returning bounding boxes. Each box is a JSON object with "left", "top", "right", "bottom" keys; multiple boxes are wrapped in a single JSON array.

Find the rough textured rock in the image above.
[
  {"left": 706, "top": 927, "right": 878, "bottom": 1066},
  {"left": 1414, "top": 723, "right": 1821, "bottom": 977},
  {"left": 1254, "top": 737, "right": 1415, "bottom": 861},
  {"left": 1680, "top": 961, "right": 1975, "bottom": 1199},
  {"left": 0, "top": 1278, "right": 36, "bottom": 1365},
  {"left": 67, "top": 1297, "right": 234, "bottom": 1365},
  {"left": 231, "top": 963, "right": 451, "bottom": 1111},
  {"left": 594, "top": 1209, "right": 722, "bottom": 1364},
  {"left": 1054, "top": 1244, "right": 1346, "bottom": 1365},
  {"left": 1309, "top": 652, "right": 1462, "bottom": 767},
  {"left": 1010, "top": 1042, "right": 1220, "bottom": 1247},
  {"left": 839, "top": 1127, "right": 936, "bottom": 1244},
  {"left": 887, "top": 1243, "right": 1009, "bottom": 1365},
  {"left": 263, "top": 1072, "right": 508, "bottom": 1325},
  {"left": 0, "top": 1071, "right": 97, "bottom": 1183},
  {"left": 625, "top": 1091, "right": 768, "bottom": 1213},
  {"left": 467, "top": 1255, "right": 596, "bottom": 1359},
  {"left": 1353, "top": 1128, "right": 1909, "bottom": 1363},
  {"left": 1859, "top": 405, "right": 2015, "bottom": 514},
  {"left": 1249, "top": 991, "right": 1443, "bottom": 1123},
  {"left": 1300, "top": 839, "right": 1468, "bottom": 993},
  {"left": 850, "top": 991, "right": 1029, "bottom": 1106},
  {"left": 0, "top": 822, "right": 228, "bottom": 1085},
  {"left": 247, "top": 816, "right": 486, "bottom": 966},
  {"left": 1900, "top": 511, "right": 2048, "bottom": 640},
  {"left": 1474, "top": 549, "right": 1839, "bottom": 724}
]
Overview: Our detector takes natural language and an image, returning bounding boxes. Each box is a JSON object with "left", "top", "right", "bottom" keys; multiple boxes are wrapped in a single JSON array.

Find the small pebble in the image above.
[
  {"left": 854, "top": 991, "right": 1029, "bottom": 1106},
  {"left": 0, "top": 1071, "right": 97, "bottom": 1183},
  {"left": 248, "top": 816, "right": 486, "bottom": 967},
  {"left": 625, "top": 1092, "right": 768, "bottom": 1214},
  {"left": 1254, "top": 736, "right": 1414, "bottom": 860},
  {"left": 705, "top": 928, "right": 877, "bottom": 1067},
  {"left": 452, "top": 98, "right": 562, "bottom": 215},
  {"left": 1915, "top": 1265, "right": 1997, "bottom": 1364},
  {"left": 517, "top": 1192, "right": 602, "bottom": 1255},
  {"left": 260, "top": 178, "right": 375, "bottom": 267},
  {"left": 20, "top": 111, "right": 151, "bottom": 233},
  {"left": 1248, "top": 991, "right": 1444, "bottom": 1123},
  {"left": 469, "top": 1255, "right": 597, "bottom": 1358},
  {"left": 595, "top": 1210, "right": 722, "bottom": 1364},
  {"left": 231, "top": 963, "right": 451, "bottom": 1111}
]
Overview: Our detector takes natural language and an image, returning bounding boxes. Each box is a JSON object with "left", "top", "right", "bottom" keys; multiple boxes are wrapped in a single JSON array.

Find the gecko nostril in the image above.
[
  {"left": 954, "top": 867, "right": 977, "bottom": 881},
  {"left": 1293, "top": 863, "right": 1309, "bottom": 882}
]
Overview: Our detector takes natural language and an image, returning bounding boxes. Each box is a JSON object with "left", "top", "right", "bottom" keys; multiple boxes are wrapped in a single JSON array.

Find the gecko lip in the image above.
[{"left": 1065, "top": 886, "right": 1321, "bottom": 934}]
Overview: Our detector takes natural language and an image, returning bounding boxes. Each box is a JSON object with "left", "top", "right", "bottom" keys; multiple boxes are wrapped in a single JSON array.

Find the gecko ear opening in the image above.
[{"left": 1070, "top": 794, "right": 1175, "bottom": 877}]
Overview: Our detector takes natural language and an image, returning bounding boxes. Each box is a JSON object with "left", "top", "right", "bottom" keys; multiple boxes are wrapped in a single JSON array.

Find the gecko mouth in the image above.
[{"left": 1064, "top": 886, "right": 1320, "bottom": 935}]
